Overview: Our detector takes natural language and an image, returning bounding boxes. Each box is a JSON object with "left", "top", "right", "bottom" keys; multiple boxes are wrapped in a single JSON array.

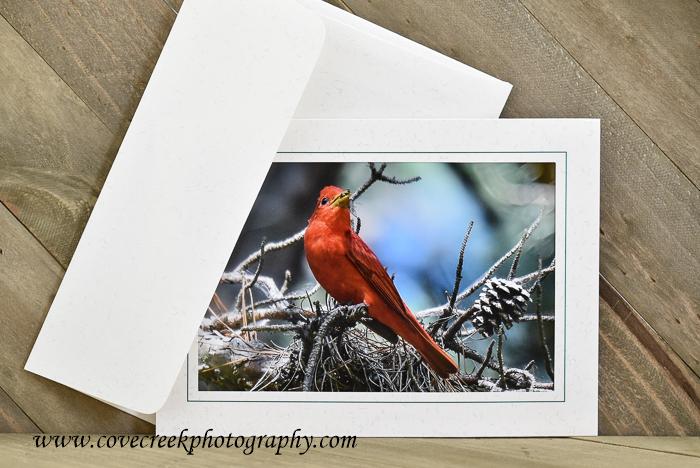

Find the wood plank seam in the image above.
[
  {"left": 341, "top": 0, "right": 698, "bottom": 388},
  {"left": 0, "top": 204, "right": 154, "bottom": 433},
  {"left": 335, "top": 0, "right": 355, "bottom": 14},
  {"left": 572, "top": 437, "right": 700, "bottom": 459},
  {"left": 0, "top": 12, "right": 111, "bottom": 270},
  {"left": 0, "top": 201, "right": 65, "bottom": 278},
  {"left": 161, "top": 0, "right": 179, "bottom": 15},
  {"left": 0, "top": 11, "right": 114, "bottom": 138},
  {"left": 0, "top": 0, "right": 696, "bottom": 435},
  {"left": 519, "top": 0, "right": 700, "bottom": 186},
  {"left": 502, "top": 0, "right": 699, "bottom": 374},
  {"left": 601, "top": 276, "right": 700, "bottom": 393},
  {"left": 320, "top": 0, "right": 700, "bottom": 384},
  {"left": 0, "top": 385, "right": 41, "bottom": 432},
  {"left": 603, "top": 329, "right": 688, "bottom": 434},
  {"left": 311, "top": 3, "right": 698, "bottom": 377},
  {"left": 517, "top": 0, "right": 699, "bottom": 191},
  {"left": 597, "top": 410, "right": 623, "bottom": 436}
]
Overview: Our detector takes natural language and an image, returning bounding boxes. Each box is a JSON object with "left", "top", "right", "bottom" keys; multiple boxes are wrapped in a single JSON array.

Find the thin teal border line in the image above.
[{"left": 188, "top": 152, "right": 566, "bottom": 404}]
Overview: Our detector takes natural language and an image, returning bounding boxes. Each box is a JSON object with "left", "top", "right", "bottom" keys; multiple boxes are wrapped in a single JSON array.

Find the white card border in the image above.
[
  {"left": 157, "top": 119, "right": 599, "bottom": 437},
  {"left": 188, "top": 151, "right": 565, "bottom": 404}
]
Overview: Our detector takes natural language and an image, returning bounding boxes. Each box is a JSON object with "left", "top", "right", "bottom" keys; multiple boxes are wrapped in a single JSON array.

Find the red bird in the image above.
[{"left": 304, "top": 185, "right": 459, "bottom": 378}]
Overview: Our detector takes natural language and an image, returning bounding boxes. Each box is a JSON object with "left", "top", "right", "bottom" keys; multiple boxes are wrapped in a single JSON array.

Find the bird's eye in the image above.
[{"left": 320, "top": 197, "right": 329, "bottom": 206}]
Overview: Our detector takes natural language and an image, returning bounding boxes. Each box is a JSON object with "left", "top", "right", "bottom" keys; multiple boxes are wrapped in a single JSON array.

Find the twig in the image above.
[
  {"left": 450, "top": 222, "right": 473, "bottom": 311},
  {"left": 248, "top": 238, "right": 267, "bottom": 289},
  {"left": 517, "top": 259, "right": 556, "bottom": 288},
  {"left": 534, "top": 382, "right": 554, "bottom": 390},
  {"left": 520, "top": 313, "right": 555, "bottom": 321},
  {"left": 351, "top": 163, "right": 421, "bottom": 201},
  {"left": 417, "top": 215, "right": 549, "bottom": 320},
  {"left": 233, "top": 163, "right": 421, "bottom": 277},
  {"left": 234, "top": 230, "right": 305, "bottom": 274},
  {"left": 446, "top": 338, "right": 499, "bottom": 372},
  {"left": 241, "top": 324, "right": 301, "bottom": 333},
  {"left": 429, "top": 222, "right": 473, "bottom": 336},
  {"left": 508, "top": 209, "right": 542, "bottom": 279},
  {"left": 199, "top": 357, "right": 250, "bottom": 374},
  {"left": 534, "top": 280, "right": 555, "bottom": 381},
  {"left": 443, "top": 305, "right": 477, "bottom": 343},
  {"left": 474, "top": 340, "right": 495, "bottom": 381},
  {"left": 497, "top": 326, "right": 506, "bottom": 389},
  {"left": 508, "top": 242, "right": 525, "bottom": 280},
  {"left": 455, "top": 213, "right": 542, "bottom": 304},
  {"left": 206, "top": 306, "right": 239, "bottom": 337},
  {"left": 252, "top": 283, "right": 321, "bottom": 309},
  {"left": 280, "top": 270, "right": 292, "bottom": 294},
  {"left": 205, "top": 308, "right": 316, "bottom": 331},
  {"left": 303, "top": 308, "right": 344, "bottom": 391}
]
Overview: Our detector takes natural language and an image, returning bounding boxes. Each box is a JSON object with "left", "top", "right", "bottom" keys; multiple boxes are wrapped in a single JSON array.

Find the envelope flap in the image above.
[{"left": 25, "top": 1, "right": 325, "bottom": 414}]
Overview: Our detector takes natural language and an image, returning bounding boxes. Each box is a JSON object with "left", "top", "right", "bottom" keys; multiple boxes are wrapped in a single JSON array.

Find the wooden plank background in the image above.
[
  {"left": 0, "top": 434, "right": 699, "bottom": 467},
  {"left": 0, "top": 0, "right": 697, "bottom": 437}
]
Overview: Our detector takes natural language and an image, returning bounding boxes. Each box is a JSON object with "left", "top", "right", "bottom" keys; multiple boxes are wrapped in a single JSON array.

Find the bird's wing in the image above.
[{"left": 347, "top": 232, "right": 417, "bottom": 325}]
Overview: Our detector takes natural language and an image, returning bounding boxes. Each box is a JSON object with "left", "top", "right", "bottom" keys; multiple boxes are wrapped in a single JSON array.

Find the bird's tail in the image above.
[
  {"left": 375, "top": 302, "right": 459, "bottom": 378},
  {"left": 409, "top": 326, "right": 459, "bottom": 379}
]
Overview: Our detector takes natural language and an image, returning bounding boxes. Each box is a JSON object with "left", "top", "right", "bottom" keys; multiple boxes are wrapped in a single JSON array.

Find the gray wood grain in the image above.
[
  {"left": 0, "top": 387, "right": 38, "bottom": 433},
  {"left": 0, "top": 204, "right": 153, "bottom": 433},
  {"left": 576, "top": 436, "right": 700, "bottom": 458},
  {"left": 0, "top": 0, "right": 697, "bottom": 436},
  {"left": 0, "top": 15, "right": 114, "bottom": 267},
  {"left": 162, "top": 0, "right": 183, "bottom": 13},
  {"left": 599, "top": 278, "right": 699, "bottom": 435},
  {"left": 344, "top": 0, "right": 700, "bottom": 381},
  {"left": 520, "top": 0, "right": 700, "bottom": 185},
  {"left": 0, "top": 4, "right": 167, "bottom": 433},
  {"left": 0, "top": 0, "right": 176, "bottom": 135}
]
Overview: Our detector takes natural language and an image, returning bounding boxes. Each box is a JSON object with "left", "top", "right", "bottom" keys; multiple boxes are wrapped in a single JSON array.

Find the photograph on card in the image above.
[{"left": 198, "top": 161, "right": 556, "bottom": 393}]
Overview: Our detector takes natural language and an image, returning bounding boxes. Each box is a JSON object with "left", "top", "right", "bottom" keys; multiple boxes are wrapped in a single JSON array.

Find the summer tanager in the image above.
[{"left": 304, "top": 186, "right": 459, "bottom": 378}]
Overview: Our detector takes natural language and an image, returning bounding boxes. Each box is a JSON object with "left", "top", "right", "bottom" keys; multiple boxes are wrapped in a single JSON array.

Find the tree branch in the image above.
[
  {"left": 351, "top": 162, "right": 421, "bottom": 201},
  {"left": 204, "top": 164, "right": 556, "bottom": 393}
]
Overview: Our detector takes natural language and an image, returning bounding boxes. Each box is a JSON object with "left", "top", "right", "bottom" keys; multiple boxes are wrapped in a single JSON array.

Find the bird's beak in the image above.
[{"left": 330, "top": 189, "right": 351, "bottom": 208}]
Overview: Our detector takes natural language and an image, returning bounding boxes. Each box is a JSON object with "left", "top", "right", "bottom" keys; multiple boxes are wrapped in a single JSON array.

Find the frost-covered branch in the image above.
[{"left": 201, "top": 164, "right": 556, "bottom": 393}]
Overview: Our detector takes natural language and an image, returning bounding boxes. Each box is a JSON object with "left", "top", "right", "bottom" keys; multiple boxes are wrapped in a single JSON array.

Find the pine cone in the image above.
[{"left": 471, "top": 278, "right": 531, "bottom": 337}]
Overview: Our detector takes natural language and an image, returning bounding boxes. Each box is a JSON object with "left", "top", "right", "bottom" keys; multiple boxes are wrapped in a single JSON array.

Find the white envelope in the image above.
[{"left": 25, "top": 0, "right": 511, "bottom": 418}]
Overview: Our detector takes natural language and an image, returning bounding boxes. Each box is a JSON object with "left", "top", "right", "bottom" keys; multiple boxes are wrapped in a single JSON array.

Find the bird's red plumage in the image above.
[{"left": 304, "top": 185, "right": 458, "bottom": 378}]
